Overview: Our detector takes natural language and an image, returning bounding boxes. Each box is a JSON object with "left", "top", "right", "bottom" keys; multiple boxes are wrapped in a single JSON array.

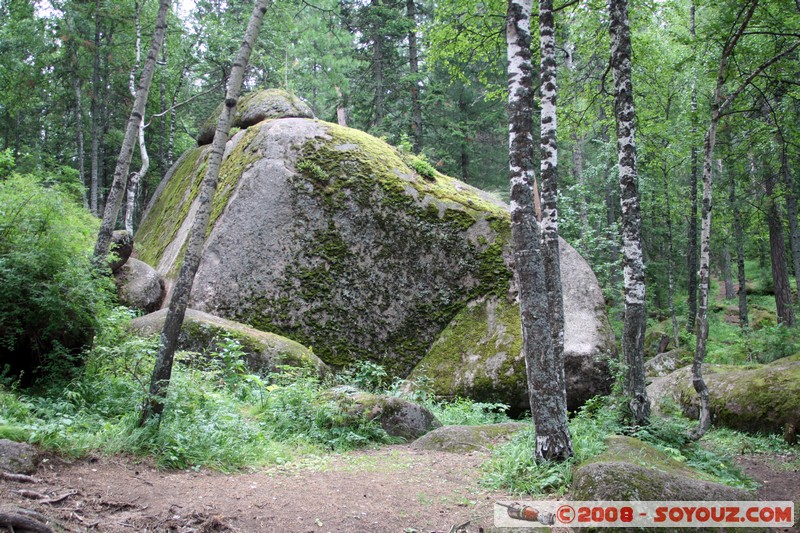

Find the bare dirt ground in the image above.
[
  {"left": 1, "top": 445, "right": 798, "bottom": 533},
  {"left": 1, "top": 445, "right": 536, "bottom": 533}
]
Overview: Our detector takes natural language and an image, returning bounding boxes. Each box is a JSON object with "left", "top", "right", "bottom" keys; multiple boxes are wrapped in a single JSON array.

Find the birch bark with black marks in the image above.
[
  {"left": 609, "top": 0, "right": 649, "bottom": 425},
  {"left": 539, "top": 0, "right": 565, "bottom": 364},
  {"left": 140, "top": 0, "right": 270, "bottom": 425},
  {"left": 94, "top": 0, "right": 170, "bottom": 261},
  {"left": 125, "top": 0, "right": 149, "bottom": 235},
  {"left": 507, "top": 0, "right": 572, "bottom": 462}
]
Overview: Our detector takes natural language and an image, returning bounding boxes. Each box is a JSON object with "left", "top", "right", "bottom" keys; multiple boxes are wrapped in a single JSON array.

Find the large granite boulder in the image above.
[
  {"left": 411, "top": 422, "right": 525, "bottom": 453},
  {"left": 129, "top": 308, "right": 326, "bottom": 375},
  {"left": 646, "top": 356, "right": 800, "bottom": 436},
  {"left": 136, "top": 89, "right": 615, "bottom": 407}
]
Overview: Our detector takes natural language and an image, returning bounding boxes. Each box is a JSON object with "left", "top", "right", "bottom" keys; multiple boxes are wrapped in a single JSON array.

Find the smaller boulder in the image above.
[
  {"left": 109, "top": 230, "right": 133, "bottom": 272},
  {"left": 129, "top": 308, "right": 327, "bottom": 375},
  {"left": 0, "top": 439, "right": 38, "bottom": 475},
  {"left": 326, "top": 388, "right": 441, "bottom": 440},
  {"left": 114, "top": 257, "right": 165, "bottom": 312},
  {"left": 645, "top": 348, "right": 688, "bottom": 378},
  {"left": 571, "top": 436, "right": 750, "bottom": 502},
  {"left": 411, "top": 422, "right": 525, "bottom": 453},
  {"left": 197, "top": 89, "right": 315, "bottom": 145},
  {"left": 646, "top": 356, "right": 800, "bottom": 436}
]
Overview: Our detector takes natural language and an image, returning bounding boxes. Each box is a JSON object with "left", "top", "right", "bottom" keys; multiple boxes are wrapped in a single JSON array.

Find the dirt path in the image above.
[
  {"left": 2, "top": 446, "right": 798, "bottom": 532},
  {"left": 0, "top": 446, "right": 532, "bottom": 533}
]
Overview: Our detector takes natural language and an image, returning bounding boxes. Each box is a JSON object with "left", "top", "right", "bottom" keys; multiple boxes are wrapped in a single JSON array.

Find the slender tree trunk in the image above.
[
  {"left": 686, "top": 0, "right": 699, "bottom": 334},
  {"left": 539, "top": 0, "right": 565, "bottom": 361},
  {"left": 458, "top": 91, "right": 470, "bottom": 182},
  {"left": 335, "top": 86, "right": 348, "bottom": 127},
  {"left": 125, "top": 0, "right": 148, "bottom": 235},
  {"left": 94, "top": 0, "right": 170, "bottom": 260},
  {"left": 371, "top": 0, "right": 384, "bottom": 129},
  {"left": 74, "top": 77, "right": 88, "bottom": 209},
  {"left": 140, "top": 0, "right": 270, "bottom": 425},
  {"left": 90, "top": 0, "right": 101, "bottom": 215},
  {"left": 662, "top": 156, "right": 680, "bottom": 347},
  {"left": 609, "top": 0, "right": 649, "bottom": 425},
  {"left": 407, "top": 0, "right": 423, "bottom": 153},
  {"left": 571, "top": 132, "right": 588, "bottom": 235},
  {"left": 722, "top": 246, "right": 735, "bottom": 299},
  {"left": 730, "top": 168, "right": 749, "bottom": 328},
  {"left": 507, "top": 0, "right": 572, "bottom": 462},
  {"left": 765, "top": 165, "right": 795, "bottom": 325},
  {"left": 780, "top": 146, "right": 800, "bottom": 302}
]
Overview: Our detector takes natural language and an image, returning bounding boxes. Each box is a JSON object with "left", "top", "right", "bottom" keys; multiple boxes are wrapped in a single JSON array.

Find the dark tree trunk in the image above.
[
  {"left": 140, "top": 0, "right": 270, "bottom": 425},
  {"left": 662, "top": 156, "right": 679, "bottom": 347},
  {"left": 506, "top": 0, "right": 572, "bottom": 462},
  {"left": 572, "top": 132, "right": 588, "bottom": 235},
  {"left": 407, "top": 0, "right": 423, "bottom": 152},
  {"left": 90, "top": 0, "right": 101, "bottom": 215},
  {"left": 722, "top": 246, "right": 735, "bottom": 300},
  {"left": 94, "top": 0, "right": 170, "bottom": 261},
  {"left": 609, "top": 0, "right": 649, "bottom": 425},
  {"left": 729, "top": 169, "right": 749, "bottom": 328},
  {"left": 780, "top": 147, "right": 800, "bottom": 302},
  {"left": 371, "top": 0, "right": 384, "bottom": 129},
  {"left": 765, "top": 167, "right": 795, "bottom": 325}
]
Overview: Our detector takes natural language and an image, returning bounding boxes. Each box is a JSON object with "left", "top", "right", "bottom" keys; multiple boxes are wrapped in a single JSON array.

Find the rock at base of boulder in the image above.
[
  {"left": 109, "top": 230, "right": 133, "bottom": 272},
  {"left": 326, "top": 387, "right": 441, "bottom": 440},
  {"left": 411, "top": 422, "right": 525, "bottom": 453},
  {"left": 114, "top": 258, "right": 165, "bottom": 313},
  {"left": 409, "top": 296, "right": 613, "bottom": 413},
  {"left": 0, "top": 439, "right": 39, "bottom": 475},
  {"left": 129, "top": 308, "right": 327, "bottom": 375},
  {"left": 646, "top": 356, "right": 800, "bottom": 436},
  {"left": 645, "top": 348, "right": 689, "bottom": 378},
  {"left": 571, "top": 437, "right": 750, "bottom": 514}
]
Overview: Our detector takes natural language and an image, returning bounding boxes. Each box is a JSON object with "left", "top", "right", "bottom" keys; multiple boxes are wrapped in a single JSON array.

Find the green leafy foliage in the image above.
[{"left": 0, "top": 173, "right": 114, "bottom": 382}]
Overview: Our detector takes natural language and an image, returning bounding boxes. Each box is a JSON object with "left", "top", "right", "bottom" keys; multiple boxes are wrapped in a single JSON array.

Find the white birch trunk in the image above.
[
  {"left": 507, "top": 0, "right": 572, "bottom": 462},
  {"left": 94, "top": 0, "right": 171, "bottom": 261}
]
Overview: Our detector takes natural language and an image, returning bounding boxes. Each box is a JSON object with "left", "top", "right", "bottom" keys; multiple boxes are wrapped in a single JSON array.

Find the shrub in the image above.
[{"left": 0, "top": 173, "right": 114, "bottom": 383}]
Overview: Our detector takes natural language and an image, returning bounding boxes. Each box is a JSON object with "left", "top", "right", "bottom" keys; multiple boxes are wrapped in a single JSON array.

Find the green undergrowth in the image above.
[
  {"left": 481, "top": 396, "right": 763, "bottom": 496},
  {"left": 0, "top": 310, "right": 509, "bottom": 471}
]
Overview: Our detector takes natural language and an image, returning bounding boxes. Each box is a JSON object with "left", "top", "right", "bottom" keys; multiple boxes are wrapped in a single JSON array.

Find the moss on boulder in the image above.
[
  {"left": 325, "top": 387, "right": 441, "bottom": 440},
  {"left": 411, "top": 422, "right": 524, "bottom": 453},
  {"left": 197, "top": 89, "right": 314, "bottom": 145},
  {"left": 135, "top": 89, "right": 614, "bottom": 405},
  {"left": 571, "top": 436, "right": 751, "bottom": 501},
  {"left": 646, "top": 356, "right": 800, "bottom": 435},
  {"left": 129, "top": 308, "right": 326, "bottom": 375}
]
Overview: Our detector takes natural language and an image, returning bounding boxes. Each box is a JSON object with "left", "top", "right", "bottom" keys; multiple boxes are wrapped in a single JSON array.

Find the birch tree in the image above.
[
  {"left": 140, "top": 0, "right": 270, "bottom": 425},
  {"left": 506, "top": 0, "right": 572, "bottom": 462},
  {"left": 609, "top": 0, "right": 649, "bottom": 425},
  {"left": 691, "top": 0, "right": 800, "bottom": 439},
  {"left": 124, "top": 0, "right": 150, "bottom": 235},
  {"left": 93, "top": 0, "right": 171, "bottom": 261}
]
